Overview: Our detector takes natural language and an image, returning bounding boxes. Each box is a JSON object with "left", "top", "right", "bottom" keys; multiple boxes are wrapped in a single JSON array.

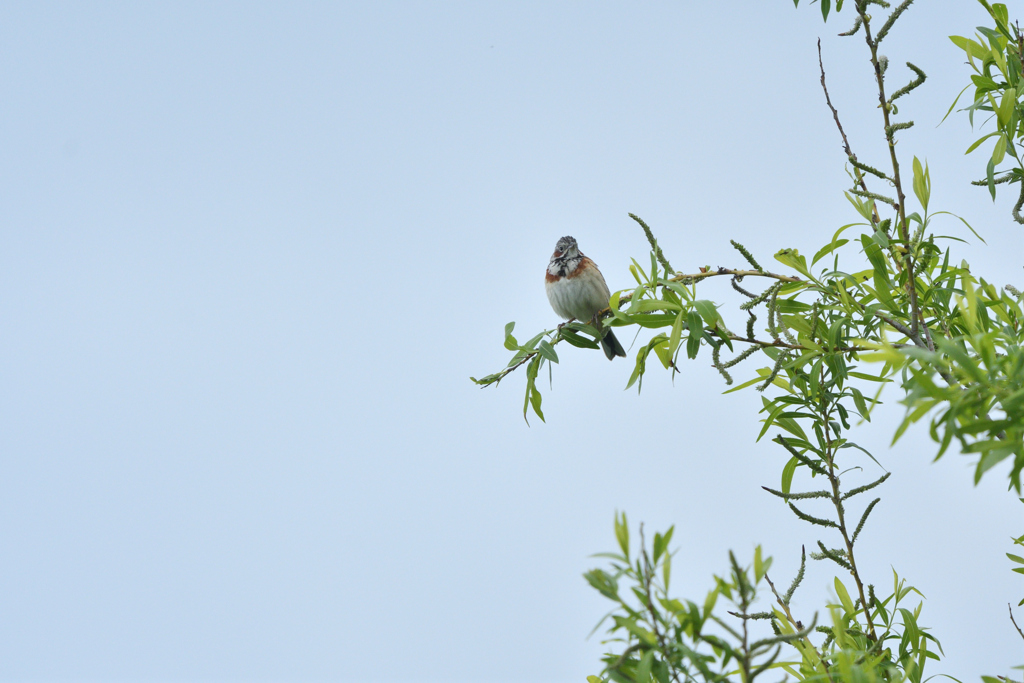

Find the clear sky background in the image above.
[{"left": 1, "top": 1, "right": 1023, "bottom": 681}]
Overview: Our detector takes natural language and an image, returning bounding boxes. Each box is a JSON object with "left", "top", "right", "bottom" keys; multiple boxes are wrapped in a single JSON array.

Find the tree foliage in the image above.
[{"left": 474, "top": 0, "right": 1024, "bottom": 680}]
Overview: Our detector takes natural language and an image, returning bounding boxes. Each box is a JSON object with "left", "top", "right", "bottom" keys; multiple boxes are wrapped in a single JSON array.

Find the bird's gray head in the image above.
[{"left": 553, "top": 235, "right": 580, "bottom": 258}]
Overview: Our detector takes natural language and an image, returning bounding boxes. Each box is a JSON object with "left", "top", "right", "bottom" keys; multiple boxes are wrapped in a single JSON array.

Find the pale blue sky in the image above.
[{"left": 1, "top": 1, "right": 1022, "bottom": 681}]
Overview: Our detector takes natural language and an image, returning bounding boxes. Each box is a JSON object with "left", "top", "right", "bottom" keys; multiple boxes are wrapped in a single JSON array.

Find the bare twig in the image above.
[
  {"left": 874, "top": 311, "right": 923, "bottom": 346},
  {"left": 819, "top": 39, "right": 881, "bottom": 225},
  {"left": 1010, "top": 603, "right": 1024, "bottom": 642}
]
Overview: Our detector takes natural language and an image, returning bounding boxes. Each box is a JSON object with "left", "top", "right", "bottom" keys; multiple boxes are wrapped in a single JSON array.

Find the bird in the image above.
[{"left": 545, "top": 235, "right": 627, "bottom": 360}]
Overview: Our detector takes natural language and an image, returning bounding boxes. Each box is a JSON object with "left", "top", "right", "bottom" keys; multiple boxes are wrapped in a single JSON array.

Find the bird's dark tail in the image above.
[{"left": 601, "top": 328, "right": 627, "bottom": 361}]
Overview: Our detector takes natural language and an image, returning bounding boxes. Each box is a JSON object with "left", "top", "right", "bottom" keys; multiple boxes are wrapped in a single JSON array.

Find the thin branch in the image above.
[
  {"left": 671, "top": 268, "right": 801, "bottom": 285},
  {"left": 638, "top": 529, "right": 684, "bottom": 683},
  {"left": 822, "top": 390, "right": 878, "bottom": 641},
  {"left": 729, "top": 336, "right": 805, "bottom": 351},
  {"left": 859, "top": 4, "right": 922, "bottom": 341},
  {"left": 874, "top": 311, "right": 923, "bottom": 345},
  {"left": 1010, "top": 603, "right": 1024, "bottom": 642},
  {"left": 819, "top": 39, "right": 881, "bottom": 224}
]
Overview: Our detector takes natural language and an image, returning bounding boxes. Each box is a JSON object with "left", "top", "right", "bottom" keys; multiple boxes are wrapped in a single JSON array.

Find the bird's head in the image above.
[{"left": 553, "top": 235, "right": 579, "bottom": 259}]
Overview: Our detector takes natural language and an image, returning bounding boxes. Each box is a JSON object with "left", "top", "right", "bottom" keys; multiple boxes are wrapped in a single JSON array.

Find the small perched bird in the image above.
[{"left": 545, "top": 235, "right": 627, "bottom": 360}]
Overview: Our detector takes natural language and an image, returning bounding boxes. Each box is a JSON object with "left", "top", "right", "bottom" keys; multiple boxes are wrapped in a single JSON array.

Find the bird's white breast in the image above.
[{"left": 546, "top": 265, "right": 611, "bottom": 322}]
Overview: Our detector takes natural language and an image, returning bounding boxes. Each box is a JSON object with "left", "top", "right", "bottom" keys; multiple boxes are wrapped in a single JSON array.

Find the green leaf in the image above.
[
  {"left": 703, "top": 586, "right": 719, "bottom": 618},
  {"left": 653, "top": 339, "right": 674, "bottom": 368},
  {"left": 529, "top": 384, "right": 544, "bottom": 422},
  {"left": 931, "top": 211, "right": 986, "bottom": 244},
  {"left": 871, "top": 225, "right": 890, "bottom": 249},
  {"left": 899, "top": 607, "right": 921, "bottom": 643},
  {"left": 504, "top": 322, "right": 519, "bottom": 350},
  {"left": 584, "top": 568, "right": 619, "bottom": 600},
  {"left": 635, "top": 651, "right": 654, "bottom": 683},
  {"left": 850, "top": 386, "right": 871, "bottom": 421},
  {"left": 940, "top": 83, "right": 973, "bottom": 125},
  {"left": 653, "top": 526, "right": 674, "bottom": 563},
  {"left": 950, "top": 35, "right": 990, "bottom": 61},
  {"left": 965, "top": 131, "right": 1002, "bottom": 155},
  {"left": 757, "top": 399, "right": 788, "bottom": 442},
  {"left": 662, "top": 282, "right": 693, "bottom": 304},
  {"left": 754, "top": 545, "right": 766, "bottom": 582},
  {"left": 537, "top": 340, "right": 559, "bottom": 364},
  {"left": 626, "top": 337, "right": 663, "bottom": 392},
  {"left": 693, "top": 300, "right": 721, "bottom": 329},
  {"left": 812, "top": 239, "right": 849, "bottom": 266},
  {"left": 722, "top": 369, "right": 774, "bottom": 394},
  {"left": 1007, "top": 553, "right": 1024, "bottom": 564},
  {"left": 523, "top": 356, "right": 544, "bottom": 424},
  {"left": 608, "top": 290, "right": 631, "bottom": 323},
  {"left": 912, "top": 157, "right": 930, "bottom": 212},
  {"left": 972, "top": 74, "right": 1001, "bottom": 92},
  {"left": 821, "top": 0, "right": 830, "bottom": 21},
  {"left": 998, "top": 87, "right": 1016, "bottom": 126},
  {"left": 775, "top": 415, "right": 809, "bottom": 442},
  {"left": 781, "top": 456, "right": 798, "bottom": 495},
  {"left": 560, "top": 329, "right": 600, "bottom": 350},
  {"left": 991, "top": 2, "right": 1011, "bottom": 35},
  {"left": 848, "top": 371, "right": 892, "bottom": 383},
  {"left": 987, "top": 156, "right": 997, "bottom": 200},
  {"left": 668, "top": 310, "right": 684, "bottom": 359},
  {"left": 686, "top": 311, "right": 703, "bottom": 359},
  {"left": 774, "top": 248, "right": 810, "bottom": 277},
  {"left": 614, "top": 512, "right": 629, "bottom": 559},
  {"left": 975, "top": 447, "right": 1014, "bottom": 482},
  {"left": 992, "top": 133, "right": 1008, "bottom": 166},
  {"left": 632, "top": 299, "right": 683, "bottom": 313},
  {"left": 834, "top": 577, "right": 856, "bottom": 614},
  {"left": 845, "top": 192, "right": 876, "bottom": 222},
  {"left": 520, "top": 330, "right": 546, "bottom": 351}
]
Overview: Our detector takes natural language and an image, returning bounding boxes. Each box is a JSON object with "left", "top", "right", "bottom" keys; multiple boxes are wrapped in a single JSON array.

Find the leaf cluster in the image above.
[
  {"left": 948, "top": 2, "right": 1024, "bottom": 222},
  {"left": 471, "top": 0, "right": 1024, "bottom": 678},
  {"left": 585, "top": 517, "right": 940, "bottom": 683}
]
